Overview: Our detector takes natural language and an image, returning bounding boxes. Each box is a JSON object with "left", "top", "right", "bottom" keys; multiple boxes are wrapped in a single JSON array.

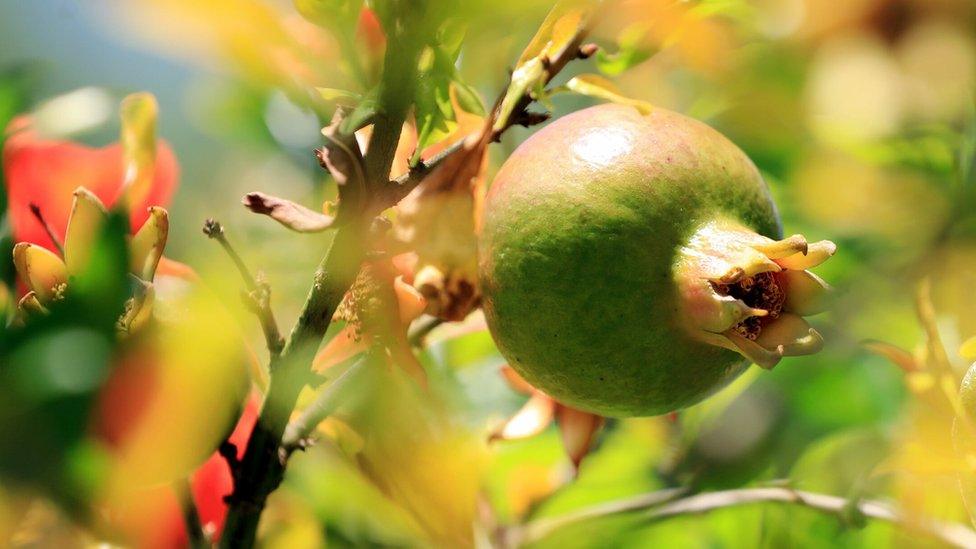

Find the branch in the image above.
[
  {"left": 203, "top": 219, "right": 284, "bottom": 358},
  {"left": 407, "top": 315, "right": 445, "bottom": 347},
  {"left": 219, "top": 11, "right": 430, "bottom": 543},
  {"left": 512, "top": 487, "right": 687, "bottom": 546},
  {"left": 281, "top": 357, "right": 367, "bottom": 453},
  {"left": 218, "top": 224, "right": 364, "bottom": 548},
  {"left": 377, "top": 33, "right": 599, "bottom": 210},
  {"left": 219, "top": 5, "right": 601, "bottom": 547},
  {"left": 515, "top": 487, "right": 976, "bottom": 548}
]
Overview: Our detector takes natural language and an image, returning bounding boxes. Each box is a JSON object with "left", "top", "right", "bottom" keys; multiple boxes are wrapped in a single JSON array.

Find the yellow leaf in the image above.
[
  {"left": 961, "top": 336, "right": 976, "bottom": 361},
  {"left": 564, "top": 74, "right": 653, "bottom": 114},
  {"left": 516, "top": 0, "right": 592, "bottom": 67}
]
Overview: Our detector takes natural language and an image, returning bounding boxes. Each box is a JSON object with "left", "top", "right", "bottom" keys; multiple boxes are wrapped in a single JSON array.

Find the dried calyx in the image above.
[{"left": 676, "top": 218, "right": 835, "bottom": 369}]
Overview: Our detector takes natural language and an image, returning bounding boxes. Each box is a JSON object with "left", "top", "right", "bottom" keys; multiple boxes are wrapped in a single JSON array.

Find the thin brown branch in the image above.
[
  {"left": 203, "top": 219, "right": 284, "bottom": 358},
  {"left": 515, "top": 487, "right": 976, "bottom": 548}
]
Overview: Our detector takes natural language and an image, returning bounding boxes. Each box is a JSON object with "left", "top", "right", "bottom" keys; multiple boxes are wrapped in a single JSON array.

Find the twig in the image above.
[
  {"left": 174, "top": 479, "right": 208, "bottom": 549},
  {"left": 512, "top": 487, "right": 688, "bottom": 546},
  {"left": 407, "top": 315, "right": 445, "bottom": 347},
  {"left": 203, "top": 219, "right": 284, "bottom": 357},
  {"left": 514, "top": 487, "right": 976, "bottom": 548},
  {"left": 28, "top": 203, "right": 65, "bottom": 257},
  {"left": 281, "top": 357, "right": 367, "bottom": 453}
]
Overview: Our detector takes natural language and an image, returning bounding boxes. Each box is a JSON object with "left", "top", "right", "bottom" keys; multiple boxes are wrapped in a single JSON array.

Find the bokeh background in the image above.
[{"left": 2, "top": 0, "right": 976, "bottom": 547}]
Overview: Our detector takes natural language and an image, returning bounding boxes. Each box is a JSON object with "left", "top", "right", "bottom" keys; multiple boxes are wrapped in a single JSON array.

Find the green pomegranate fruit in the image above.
[{"left": 479, "top": 104, "right": 835, "bottom": 417}]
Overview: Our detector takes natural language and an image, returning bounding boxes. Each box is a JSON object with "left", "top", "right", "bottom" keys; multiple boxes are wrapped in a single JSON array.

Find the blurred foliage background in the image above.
[{"left": 2, "top": 0, "right": 976, "bottom": 547}]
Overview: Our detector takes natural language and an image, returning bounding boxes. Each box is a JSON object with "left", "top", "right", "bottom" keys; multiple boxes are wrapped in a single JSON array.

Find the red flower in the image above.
[{"left": 3, "top": 114, "right": 178, "bottom": 253}]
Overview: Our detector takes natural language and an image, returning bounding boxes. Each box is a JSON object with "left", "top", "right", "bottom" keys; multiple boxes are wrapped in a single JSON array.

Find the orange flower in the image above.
[
  {"left": 313, "top": 256, "right": 428, "bottom": 386},
  {"left": 384, "top": 87, "right": 491, "bottom": 321}
]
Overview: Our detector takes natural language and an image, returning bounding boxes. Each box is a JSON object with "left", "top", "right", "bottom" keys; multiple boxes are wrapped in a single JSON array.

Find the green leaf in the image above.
[
  {"left": 493, "top": 0, "right": 596, "bottom": 132},
  {"left": 317, "top": 87, "right": 362, "bottom": 106},
  {"left": 438, "top": 18, "right": 467, "bottom": 60},
  {"left": 339, "top": 87, "right": 380, "bottom": 134},
  {"left": 453, "top": 80, "right": 485, "bottom": 116},
  {"left": 596, "top": 24, "right": 654, "bottom": 76},
  {"left": 412, "top": 90, "right": 457, "bottom": 166},
  {"left": 294, "top": 0, "right": 362, "bottom": 28}
]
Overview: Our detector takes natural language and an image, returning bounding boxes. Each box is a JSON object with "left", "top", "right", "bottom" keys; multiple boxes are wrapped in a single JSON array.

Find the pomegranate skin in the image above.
[{"left": 479, "top": 104, "right": 782, "bottom": 417}]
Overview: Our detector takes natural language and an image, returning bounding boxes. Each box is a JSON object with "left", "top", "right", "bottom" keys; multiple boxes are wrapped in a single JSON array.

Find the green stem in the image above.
[{"left": 175, "top": 479, "right": 207, "bottom": 549}]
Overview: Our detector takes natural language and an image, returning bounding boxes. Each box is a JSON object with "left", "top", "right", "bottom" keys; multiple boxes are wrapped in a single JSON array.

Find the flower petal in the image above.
[
  {"left": 751, "top": 234, "right": 808, "bottom": 259},
  {"left": 12, "top": 242, "right": 68, "bottom": 302},
  {"left": 756, "top": 313, "right": 824, "bottom": 357},
  {"left": 3, "top": 116, "right": 178, "bottom": 251},
  {"left": 119, "top": 93, "right": 159, "bottom": 208},
  {"left": 64, "top": 187, "right": 108, "bottom": 276},
  {"left": 119, "top": 280, "right": 155, "bottom": 335},
  {"left": 780, "top": 270, "right": 831, "bottom": 315},
  {"left": 693, "top": 286, "right": 768, "bottom": 334},
  {"left": 775, "top": 240, "right": 837, "bottom": 270},
  {"left": 555, "top": 405, "right": 603, "bottom": 471},
  {"left": 313, "top": 326, "right": 368, "bottom": 373},
  {"left": 156, "top": 257, "right": 198, "bottom": 282},
  {"left": 723, "top": 331, "right": 783, "bottom": 369},
  {"left": 393, "top": 276, "right": 427, "bottom": 325},
  {"left": 129, "top": 207, "right": 169, "bottom": 281},
  {"left": 490, "top": 393, "right": 556, "bottom": 441}
]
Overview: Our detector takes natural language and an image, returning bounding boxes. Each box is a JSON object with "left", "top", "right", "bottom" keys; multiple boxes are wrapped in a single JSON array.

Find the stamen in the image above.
[
  {"left": 713, "top": 272, "right": 786, "bottom": 340},
  {"left": 28, "top": 203, "right": 66, "bottom": 257}
]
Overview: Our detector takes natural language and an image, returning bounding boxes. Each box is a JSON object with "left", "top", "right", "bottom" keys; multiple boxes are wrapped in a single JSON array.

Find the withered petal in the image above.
[
  {"left": 242, "top": 192, "right": 336, "bottom": 233},
  {"left": 775, "top": 240, "right": 837, "bottom": 270},
  {"left": 556, "top": 405, "right": 604, "bottom": 471},
  {"left": 781, "top": 270, "right": 831, "bottom": 316},
  {"left": 756, "top": 313, "right": 824, "bottom": 357},
  {"left": 491, "top": 393, "right": 556, "bottom": 441},
  {"left": 500, "top": 365, "right": 537, "bottom": 396},
  {"left": 751, "top": 234, "right": 808, "bottom": 259}
]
